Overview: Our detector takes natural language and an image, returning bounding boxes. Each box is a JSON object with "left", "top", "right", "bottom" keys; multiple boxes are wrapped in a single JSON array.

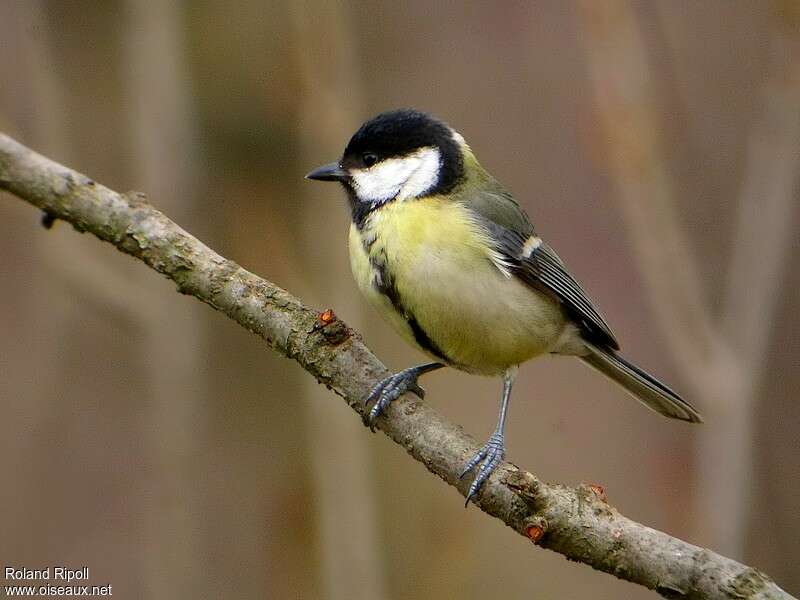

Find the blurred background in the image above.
[{"left": 1, "top": 1, "right": 798, "bottom": 598}]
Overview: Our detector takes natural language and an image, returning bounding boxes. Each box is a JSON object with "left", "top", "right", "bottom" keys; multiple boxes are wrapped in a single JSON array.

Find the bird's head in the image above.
[{"left": 306, "top": 109, "right": 467, "bottom": 210}]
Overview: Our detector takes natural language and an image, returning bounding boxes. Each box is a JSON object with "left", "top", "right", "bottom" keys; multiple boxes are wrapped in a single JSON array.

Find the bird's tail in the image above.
[{"left": 580, "top": 343, "right": 703, "bottom": 423}]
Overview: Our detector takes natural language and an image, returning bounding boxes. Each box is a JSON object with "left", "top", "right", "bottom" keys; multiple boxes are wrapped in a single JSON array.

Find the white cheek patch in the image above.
[{"left": 351, "top": 146, "right": 441, "bottom": 204}]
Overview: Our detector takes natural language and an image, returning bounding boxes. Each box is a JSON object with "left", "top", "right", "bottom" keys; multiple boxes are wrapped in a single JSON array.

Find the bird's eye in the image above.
[{"left": 362, "top": 153, "right": 378, "bottom": 167}]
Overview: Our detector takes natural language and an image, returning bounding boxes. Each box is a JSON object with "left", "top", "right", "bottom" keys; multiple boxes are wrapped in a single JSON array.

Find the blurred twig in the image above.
[
  {"left": 577, "top": 0, "right": 729, "bottom": 388},
  {"left": 722, "top": 25, "right": 800, "bottom": 385},
  {"left": 123, "top": 1, "right": 207, "bottom": 596},
  {"left": 704, "top": 19, "right": 800, "bottom": 555},
  {"left": 288, "top": 3, "right": 389, "bottom": 599},
  {"left": 578, "top": 0, "right": 799, "bottom": 557},
  {"left": 1, "top": 133, "right": 794, "bottom": 600}
]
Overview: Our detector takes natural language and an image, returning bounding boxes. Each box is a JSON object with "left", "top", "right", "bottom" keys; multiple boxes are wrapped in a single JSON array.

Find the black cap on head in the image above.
[{"left": 341, "top": 109, "right": 464, "bottom": 195}]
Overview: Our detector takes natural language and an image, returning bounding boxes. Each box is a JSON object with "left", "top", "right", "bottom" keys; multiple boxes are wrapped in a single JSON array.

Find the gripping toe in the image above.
[{"left": 362, "top": 363, "right": 441, "bottom": 431}]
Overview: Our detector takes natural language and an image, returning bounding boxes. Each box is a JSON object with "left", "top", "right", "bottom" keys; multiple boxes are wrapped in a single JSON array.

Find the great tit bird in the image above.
[{"left": 307, "top": 109, "right": 702, "bottom": 504}]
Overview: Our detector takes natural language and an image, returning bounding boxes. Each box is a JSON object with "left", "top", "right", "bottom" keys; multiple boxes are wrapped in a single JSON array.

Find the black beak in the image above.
[{"left": 305, "top": 162, "right": 349, "bottom": 182}]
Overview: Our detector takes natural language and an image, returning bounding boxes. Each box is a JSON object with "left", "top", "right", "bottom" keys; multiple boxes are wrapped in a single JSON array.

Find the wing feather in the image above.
[
  {"left": 514, "top": 233, "right": 619, "bottom": 349},
  {"left": 459, "top": 187, "right": 619, "bottom": 350}
]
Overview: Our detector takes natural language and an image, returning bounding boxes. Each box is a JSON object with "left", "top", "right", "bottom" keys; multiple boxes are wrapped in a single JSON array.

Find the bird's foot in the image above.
[
  {"left": 363, "top": 366, "right": 427, "bottom": 432},
  {"left": 459, "top": 431, "right": 506, "bottom": 506}
]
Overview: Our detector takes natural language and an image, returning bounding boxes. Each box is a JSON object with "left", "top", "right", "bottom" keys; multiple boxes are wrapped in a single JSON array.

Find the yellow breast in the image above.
[{"left": 348, "top": 198, "right": 567, "bottom": 375}]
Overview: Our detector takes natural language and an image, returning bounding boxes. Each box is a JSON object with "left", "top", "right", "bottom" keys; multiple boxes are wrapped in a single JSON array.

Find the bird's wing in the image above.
[{"left": 461, "top": 185, "right": 620, "bottom": 350}]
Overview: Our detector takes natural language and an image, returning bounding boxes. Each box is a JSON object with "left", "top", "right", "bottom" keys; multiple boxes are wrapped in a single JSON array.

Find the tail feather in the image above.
[{"left": 580, "top": 343, "right": 703, "bottom": 423}]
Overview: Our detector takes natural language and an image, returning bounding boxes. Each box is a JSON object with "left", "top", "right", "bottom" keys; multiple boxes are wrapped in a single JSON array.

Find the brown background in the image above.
[{"left": 1, "top": 1, "right": 798, "bottom": 598}]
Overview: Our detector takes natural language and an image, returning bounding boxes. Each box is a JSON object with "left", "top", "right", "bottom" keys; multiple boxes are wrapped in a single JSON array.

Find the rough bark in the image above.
[{"left": 0, "top": 132, "right": 793, "bottom": 600}]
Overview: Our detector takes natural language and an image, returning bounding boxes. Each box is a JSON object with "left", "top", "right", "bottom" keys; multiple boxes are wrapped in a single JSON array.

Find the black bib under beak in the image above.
[{"left": 306, "top": 162, "right": 349, "bottom": 182}]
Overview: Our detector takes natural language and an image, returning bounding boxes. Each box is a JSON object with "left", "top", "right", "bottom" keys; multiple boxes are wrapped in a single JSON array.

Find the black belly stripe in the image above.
[
  {"left": 369, "top": 249, "right": 451, "bottom": 363},
  {"left": 407, "top": 317, "right": 450, "bottom": 362}
]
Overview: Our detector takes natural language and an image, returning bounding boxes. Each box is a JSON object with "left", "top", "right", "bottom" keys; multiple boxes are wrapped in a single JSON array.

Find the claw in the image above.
[
  {"left": 459, "top": 447, "right": 487, "bottom": 480},
  {"left": 363, "top": 364, "right": 440, "bottom": 431},
  {"left": 365, "top": 384, "right": 382, "bottom": 407},
  {"left": 460, "top": 432, "right": 505, "bottom": 506}
]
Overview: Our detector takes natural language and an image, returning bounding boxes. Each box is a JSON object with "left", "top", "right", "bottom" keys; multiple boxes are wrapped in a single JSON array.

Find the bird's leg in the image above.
[
  {"left": 460, "top": 367, "right": 517, "bottom": 505},
  {"left": 364, "top": 362, "right": 444, "bottom": 431}
]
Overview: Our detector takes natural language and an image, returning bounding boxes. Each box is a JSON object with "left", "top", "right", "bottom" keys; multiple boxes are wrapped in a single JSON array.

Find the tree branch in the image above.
[{"left": 0, "top": 132, "right": 792, "bottom": 600}]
